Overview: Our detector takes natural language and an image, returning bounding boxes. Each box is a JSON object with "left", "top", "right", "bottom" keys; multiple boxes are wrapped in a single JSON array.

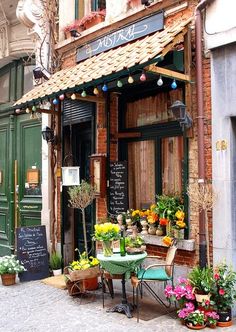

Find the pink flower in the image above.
[
  {"left": 164, "top": 285, "right": 174, "bottom": 298},
  {"left": 177, "top": 277, "right": 188, "bottom": 284},
  {"left": 219, "top": 288, "right": 225, "bottom": 295}
]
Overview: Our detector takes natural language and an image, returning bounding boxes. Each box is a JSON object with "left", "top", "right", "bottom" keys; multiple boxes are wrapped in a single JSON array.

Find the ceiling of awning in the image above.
[{"left": 14, "top": 16, "right": 192, "bottom": 108}]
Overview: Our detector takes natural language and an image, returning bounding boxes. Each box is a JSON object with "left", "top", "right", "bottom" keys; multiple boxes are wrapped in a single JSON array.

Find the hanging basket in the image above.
[{"left": 1, "top": 273, "right": 16, "bottom": 286}]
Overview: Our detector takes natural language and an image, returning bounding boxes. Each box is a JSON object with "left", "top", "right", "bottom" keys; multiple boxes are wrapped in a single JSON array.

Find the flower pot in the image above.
[
  {"left": 156, "top": 228, "right": 163, "bottom": 236},
  {"left": 84, "top": 276, "right": 98, "bottom": 290},
  {"left": 194, "top": 292, "right": 211, "bottom": 303},
  {"left": 148, "top": 225, "right": 157, "bottom": 235},
  {"left": 83, "top": 15, "right": 104, "bottom": 30},
  {"left": 1, "top": 273, "right": 16, "bottom": 286},
  {"left": 208, "top": 323, "right": 217, "bottom": 329},
  {"left": 52, "top": 269, "right": 62, "bottom": 276},
  {"left": 185, "top": 322, "right": 206, "bottom": 330},
  {"left": 217, "top": 309, "right": 232, "bottom": 327},
  {"left": 102, "top": 241, "right": 113, "bottom": 257}
]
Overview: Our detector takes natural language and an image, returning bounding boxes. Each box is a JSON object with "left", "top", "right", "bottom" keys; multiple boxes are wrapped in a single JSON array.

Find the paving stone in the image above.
[{"left": 0, "top": 279, "right": 235, "bottom": 332}]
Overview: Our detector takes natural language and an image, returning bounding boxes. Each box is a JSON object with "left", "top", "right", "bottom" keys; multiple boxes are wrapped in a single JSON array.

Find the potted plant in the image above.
[
  {"left": 205, "top": 311, "right": 219, "bottom": 328},
  {"left": 125, "top": 234, "right": 146, "bottom": 254},
  {"left": 184, "top": 310, "right": 206, "bottom": 329},
  {"left": 0, "top": 255, "right": 26, "bottom": 286},
  {"left": 211, "top": 262, "right": 236, "bottom": 327},
  {"left": 165, "top": 277, "right": 196, "bottom": 309},
  {"left": 92, "top": 222, "right": 120, "bottom": 256},
  {"left": 79, "top": 9, "right": 106, "bottom": 30},
  {"left": 49, "top": 251, "right": 62, "bottom": 276},
  {"left": 188, "top": 266, "right": 215, "bottom": 303}
]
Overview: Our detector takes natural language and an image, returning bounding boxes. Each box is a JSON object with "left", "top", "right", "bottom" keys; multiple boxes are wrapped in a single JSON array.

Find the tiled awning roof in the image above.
[{"left": 14, "top": 16, "right": 192, "bottom": 108}]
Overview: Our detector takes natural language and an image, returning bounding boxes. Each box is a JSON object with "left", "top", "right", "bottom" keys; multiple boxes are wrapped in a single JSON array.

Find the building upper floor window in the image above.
[{"left": 0, "top": 72, "right": 10, "bottom": 104}]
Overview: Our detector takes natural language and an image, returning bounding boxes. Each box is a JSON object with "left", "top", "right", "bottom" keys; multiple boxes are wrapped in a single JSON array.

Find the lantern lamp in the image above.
[
  {"left": 169, "top": 100, "right": 193, "bottom": 130},
  {"left": 41, "top": 126, "right": 56, "bottom": 144}
]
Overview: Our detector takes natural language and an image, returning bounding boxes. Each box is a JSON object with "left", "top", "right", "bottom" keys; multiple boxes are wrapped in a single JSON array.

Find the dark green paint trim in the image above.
[{"left": 75, "top": 0, "right": 78, "bottom": 19}]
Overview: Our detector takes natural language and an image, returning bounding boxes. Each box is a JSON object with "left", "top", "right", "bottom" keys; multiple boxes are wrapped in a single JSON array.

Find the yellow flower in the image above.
[
  {"left": 150, "top": 204, "right": 157, "bottom": 211},
  {"left": 176, "top": 220, "right": 186, "bottom": 229},
  {"left": 147, "top": 216, "right": 156, "bottom": 224},
  {"left": 175, "top": 210, "right": 185, "bottom": 220},
  {"left": 162, "top": 236, "right": 173, "bottom": 247}
]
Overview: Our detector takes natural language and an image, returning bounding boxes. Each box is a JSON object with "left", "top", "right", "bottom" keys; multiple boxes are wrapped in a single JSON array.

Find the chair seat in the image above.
[{"left": 137, "top": 268, "right": 172, "bottom": 280}]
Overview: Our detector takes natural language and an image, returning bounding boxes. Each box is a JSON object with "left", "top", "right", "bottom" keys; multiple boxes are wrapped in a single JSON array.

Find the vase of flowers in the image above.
[
  {"left": 0, "top": 255, "right": 26, "bottom": 286},
  {"left": 188, "top": 266, "right": 215, "bottom": 303},
  {"left": 211, "top": 262, "right": 236, "bottom": 327},
  {"left": 93, "top": 222, "right": 120, "bottom": 256}
]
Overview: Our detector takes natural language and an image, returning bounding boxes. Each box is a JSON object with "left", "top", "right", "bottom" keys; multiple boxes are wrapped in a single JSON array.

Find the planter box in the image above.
[{"left": 64, "top": 265, "right": 99, "bottom": 282}]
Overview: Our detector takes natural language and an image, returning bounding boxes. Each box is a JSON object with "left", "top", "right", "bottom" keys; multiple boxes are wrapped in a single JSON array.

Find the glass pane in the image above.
[
  {"left": 24, "top": 65, "right": 34, "bottom": 94},
  {"left": 128, "top": 140, "right": 156, "bottom": 209},
  {"left": 126, "top": 89, "right": 183, "bottom": 128},
  {"left": 0, "top": 72, "right": 10, "bottom": 103},
  {"left": 162, "top": 136, "right": 183, "bottom": 195}
]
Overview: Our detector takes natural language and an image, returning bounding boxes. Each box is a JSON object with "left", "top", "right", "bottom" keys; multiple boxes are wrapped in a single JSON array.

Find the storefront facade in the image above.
[{"left": 14, "top": 0, "right": 212, "bottom": 272}]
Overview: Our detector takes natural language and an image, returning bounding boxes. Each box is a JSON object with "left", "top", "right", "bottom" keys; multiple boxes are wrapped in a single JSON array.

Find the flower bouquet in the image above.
[
  {"left": 65, "top": 251, "right": 100, "bottom": 282},
  {"left": 93, "top": 222, "right": 120, "bottom": 256}
]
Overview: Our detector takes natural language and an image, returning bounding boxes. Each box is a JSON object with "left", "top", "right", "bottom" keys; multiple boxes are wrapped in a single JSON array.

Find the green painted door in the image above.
[
  {"left": 0, "top": 114, "right": 42, "bottom": 256},
  {"left": 16, "top": 114, "right": 42, "bottom": 227}
]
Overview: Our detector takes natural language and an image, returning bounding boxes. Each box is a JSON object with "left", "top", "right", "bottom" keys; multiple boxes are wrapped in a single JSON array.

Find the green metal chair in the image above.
[{"left": 131, "top": 244, "right": 177, "bottom": 322}]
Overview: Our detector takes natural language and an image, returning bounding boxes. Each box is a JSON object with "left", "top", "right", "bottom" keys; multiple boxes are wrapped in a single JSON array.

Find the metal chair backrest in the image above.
[{"left": 165, "top": 245, "right": 177, "bottom": 277}]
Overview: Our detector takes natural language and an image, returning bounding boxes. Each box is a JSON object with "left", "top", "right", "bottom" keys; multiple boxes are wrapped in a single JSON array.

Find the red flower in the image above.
[
  {"left": 159, "top": 218, "right": 168, "bottom": 226},
  {"left": 214, "top": 273, "right": 220, "bottom": 280},
  {"left": 219, "top": 289, "right": 225, "bottom": 295}
]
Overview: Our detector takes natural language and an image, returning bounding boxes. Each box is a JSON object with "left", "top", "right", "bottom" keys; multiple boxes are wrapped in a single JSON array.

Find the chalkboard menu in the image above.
[
  {"left": 16, "top": 226, "right": 49, "bottom": 281},
  {"left": 109, "top": 161, "right": 128, "bottom": 215}
]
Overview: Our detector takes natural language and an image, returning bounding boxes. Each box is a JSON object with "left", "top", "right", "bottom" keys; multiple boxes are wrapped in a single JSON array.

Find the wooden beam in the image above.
[
  {"left": 146, "top": 64, "right": 191, "bottom": 82},
  {"left": 65, "top": 93, "right": 105, "bottom": 103},
  {"left": 114, "top": 132, "right": 141, "bottom": 139},
  {"left": 36, "top": 109, "right": 59, "bottom": 115}
]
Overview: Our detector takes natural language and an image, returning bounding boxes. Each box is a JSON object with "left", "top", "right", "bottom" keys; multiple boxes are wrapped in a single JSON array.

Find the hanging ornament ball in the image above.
[
  {"left": 171, "top": 80, "right": 177, "bottom": 89},
  {"left": 32, "top": 105, "right": 37, "bottom": 112},
  {"left": 15, "top": 108, "right": 21, "bottom": 114},
  {"left": 93, "top": 87, "right": 99, "bottom": 95},
  {"left": 128, "top": 75, "right": 134, "bottom": 84},
  {"left": 52, "top": 98, "right": 58, "bottom": 105},
  {"left": 140, "top": 73, "right": 147, "bottom": 82},
  {"left": 117, "top": 80, "right": 123, "bottom": 88},
  {"left": 102, "top": 84, "right": 108, "bottom": 92},
  {"left": 59, "top": 94, "right": 65, "bottom": 101},
  {"left": 81, "top": 90, "right": 87, "bottom": 97},
  {"left": 26, "top": 107, "right": 30, "bottom": 114},
  {"left": 157, "top": 77, "right": 163, "bottom": 86},
  {"left": 71, "top": 93, "right": 76, "bottom": 100}
]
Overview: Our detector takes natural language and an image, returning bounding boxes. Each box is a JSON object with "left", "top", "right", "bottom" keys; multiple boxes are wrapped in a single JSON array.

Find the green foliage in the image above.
[
  {"left": 185, "top": 310, "right": 205, "bottom": 326},
  {"left": 0, "top": 255, "right": 26, "bottom": 275},
  {"left": 154, "top": 194, "right": 184, "bottom": 220},
  {"left": 68, "top": 180, "right": 96, "bottom": 210},
  {"left": 49, "top": 252, "right": 62, "bottom": 270},
  {"left": 188, "top": 266, "right": 215, "bottom": 294},
  {"left": 125, "top": 235, "right": 145, "bottom": 248}
]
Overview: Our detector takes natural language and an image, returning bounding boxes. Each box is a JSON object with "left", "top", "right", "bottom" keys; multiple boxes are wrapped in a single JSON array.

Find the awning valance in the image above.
[{"left": 14, "top": 16, "right": 192, "bottom": 108}]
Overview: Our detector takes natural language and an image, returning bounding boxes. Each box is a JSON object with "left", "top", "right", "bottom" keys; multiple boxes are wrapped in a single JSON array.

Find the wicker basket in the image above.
[{"left": 65, "top": 265, "right": 100, "bottom": 282}]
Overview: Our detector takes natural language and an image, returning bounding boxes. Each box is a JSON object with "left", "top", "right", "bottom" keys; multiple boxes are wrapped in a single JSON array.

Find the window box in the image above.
[{"left": 142, "top": 234, "right": 196, "bottom": 252}]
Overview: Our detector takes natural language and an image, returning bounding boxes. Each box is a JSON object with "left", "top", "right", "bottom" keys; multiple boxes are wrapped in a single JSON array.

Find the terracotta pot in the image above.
[
  {"left": 84, "top": 15, "right": 104, "bottom": 30},
  {"left": 84, "top": 276, "right": 98, "bottom": 291},
  {"left": 1, "top": 273, "right": 16, "bottom": 286},
  {"left": 185, "top": 322, "right": 206, "bottom": 330}
]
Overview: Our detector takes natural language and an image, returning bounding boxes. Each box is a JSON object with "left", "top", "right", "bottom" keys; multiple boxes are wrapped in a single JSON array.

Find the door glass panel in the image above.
[
  {"left": 24, "top": 65, "right": 34, "bottom": 94},
  {"left": 128, "top": 140, "right": 156, "bottom": 209},
  {"left": 0, "top": 72, "right": 10, "bottom": 103},
  {"left": 162, "top": 136, "right": 183, "bottom": 195}
]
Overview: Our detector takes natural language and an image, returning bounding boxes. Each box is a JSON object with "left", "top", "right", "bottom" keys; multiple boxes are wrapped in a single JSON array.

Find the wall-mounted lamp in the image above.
[
  {"left": 141, "top": 0, "right": 154, "bottom": 6},
  {"left": 41, "top": 126, "right": 56, "bottom": 144},
  {"left": 70, "top": 29, "right": 81, "bottom": 38},
  {"left": 169, "top": 100, "right": 193, "bottom": 130},
  {"left": 33, "top": 67, "right": 50, "bottom": 80}
]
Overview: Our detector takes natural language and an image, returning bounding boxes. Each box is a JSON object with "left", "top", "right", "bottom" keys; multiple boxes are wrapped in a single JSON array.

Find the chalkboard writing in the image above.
[
  {"left": 109, "top": 161, "right": 128, "bottom": 215},
  {"left": 16, "top": 226, "right": 49, "bottom": 282}
]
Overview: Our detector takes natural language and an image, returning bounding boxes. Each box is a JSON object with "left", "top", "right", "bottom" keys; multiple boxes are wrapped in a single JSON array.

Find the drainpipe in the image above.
[{"left": 195, "top": 0, "right": 215, "bottom": 267}]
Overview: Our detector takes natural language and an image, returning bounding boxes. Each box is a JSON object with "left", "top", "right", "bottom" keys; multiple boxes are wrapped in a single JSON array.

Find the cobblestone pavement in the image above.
[{"left": 0, "top": 279, "right": 235, "bottom": 332}]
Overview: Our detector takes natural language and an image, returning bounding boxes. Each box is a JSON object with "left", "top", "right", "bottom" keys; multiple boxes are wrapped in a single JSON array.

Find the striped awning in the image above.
[{"left": 14, "top": 16, "right": 192, "bottom": 108}]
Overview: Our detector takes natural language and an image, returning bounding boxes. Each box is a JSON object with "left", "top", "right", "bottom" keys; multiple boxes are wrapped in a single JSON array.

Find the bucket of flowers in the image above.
[{"left": 93, "top": 222, "right": 121, "bottom": 256}]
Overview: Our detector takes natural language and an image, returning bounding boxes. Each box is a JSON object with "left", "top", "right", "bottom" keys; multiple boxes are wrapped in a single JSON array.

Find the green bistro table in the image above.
[{"left": 97, "top": 251, "right": 147, "bottom": 318}]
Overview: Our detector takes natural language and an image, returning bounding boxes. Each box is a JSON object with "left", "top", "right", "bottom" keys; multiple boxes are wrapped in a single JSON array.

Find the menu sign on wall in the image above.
[
  {"left": 109, "top": 161, "right": 128, "bottom": 215},
  {"left": 16, "top": 226, "right": 49, "bottom": 281}
]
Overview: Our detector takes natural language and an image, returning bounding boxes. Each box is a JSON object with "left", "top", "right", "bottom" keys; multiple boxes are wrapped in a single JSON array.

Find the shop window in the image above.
[
  {"left": 91, "top": 0, "right": 106, "bottom": 10},
  {"left": 0, "top": 72, "right": 10, "bottom": 104},
  {"left": 23, "top": 65, "right": 34, "bottom": 94}
]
